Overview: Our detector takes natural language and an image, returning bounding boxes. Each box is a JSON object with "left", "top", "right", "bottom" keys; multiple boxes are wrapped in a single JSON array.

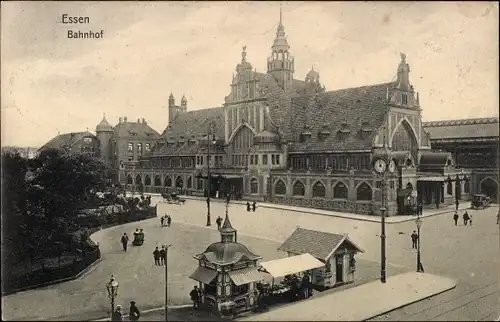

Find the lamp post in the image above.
[
  {"left": 206, "top": 124, "right": 216, "bottom": 227},
  {"left": 372, "top": 130, "right": 396, "bottom": 283},
  {"left": 106, "top": 275, "right": 119, "bottom": 316},
  {"left": 163, "top": 244, "right": 172, "bottom": 321},
  {"left": 449, "top": 169, "right": 469, "bottom": 211},
  {"left": 415, "top": 214, "right": 423, "bottom": 272}
]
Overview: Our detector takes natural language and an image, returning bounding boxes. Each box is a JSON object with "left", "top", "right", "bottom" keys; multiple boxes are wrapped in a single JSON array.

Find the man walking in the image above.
[
  {"left": 463, "top": 211, "right": 470, "bottom": 226},
  {"left": 129, "top": 301, "right": 140, "bottom": 321},
  {"left": 252, "top": 201, "right": 256, "bottom": 212},
  {"left": 190, "top": 286, "right": 200, "bottom": 309},
  {"left": 153, "top": 247, "right": 160, "bottom": 266},
  {"left": 159, "top": 245, "right": 166, "bottom": 266},
  {"left": 411, "top": 230, "right": 419, "bottom": 249},
  {"left": 160, "top": 216, "right": 165, "bottom": 227},
  {"left": 167, "top": 215, "right": 172, "bottom": 227},
  {"left": 453, "top": 212, "right": 459, "bottom": 226},
  {"left": 216, "top": 216, "right": 223, "bottom": 230},
  {"left": 121, "top": 233, "right": 129, "bottom": 252}
]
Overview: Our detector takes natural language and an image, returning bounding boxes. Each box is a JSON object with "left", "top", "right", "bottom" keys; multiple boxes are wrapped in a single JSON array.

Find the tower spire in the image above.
[{"left": 279, "top": 3, "right": 283, "bottom": 26}]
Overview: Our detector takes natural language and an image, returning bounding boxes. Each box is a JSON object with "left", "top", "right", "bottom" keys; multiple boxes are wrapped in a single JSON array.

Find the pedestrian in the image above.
[
  {"left": 160, "top": 216, "right": 165, "bottom": 227},
  {"left": 129, "top": 301, "right": 140, "bottom": 321},
  {"left": 246, "top": 202, "right": 251, "bottom": 212},
  {"left": 468, "top": 213, "right": 472, "bottom": 226},
  {"left": 418, "top": 203, "right": 423, "bottom": 216},
  {"left": 190, "top": 286, "right": 200, "bottom": 309},
  {"left": 453, "top": 212, "right": 459, "bottom": 226},
  {"left": 167, "top": 215, "right": 172, "bottom": 227},
  {"left": 159, "top": 245, "right": 166, "bottom": 266},
  {"left": 463, "top": 212, "right": 470, "bottom": 226},
  {"left": 252, "top": 201, "right": 256, "bottom": 212},
  {"left": 153, "top": 247, "right": 160, "bottom": 266},
  {"left": 216, "top": 216, "right": 223, "bottom": 230},
  {"left": 121, "top": 233, "right": 129, "bottom": 252},
  {"left": 111, "top": 305, "right": 123, "bottom": 321},
  {"left": 411, "top": 230, "right": 418, "bottom": 249},
  {"left": 301, "top": 272, "right": 311, "bottom": 299}
]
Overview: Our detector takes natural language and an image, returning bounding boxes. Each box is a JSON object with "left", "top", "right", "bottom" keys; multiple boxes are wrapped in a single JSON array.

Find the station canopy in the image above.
[{"left": 259, "top": 253, "right": 325, "bottom": 278}]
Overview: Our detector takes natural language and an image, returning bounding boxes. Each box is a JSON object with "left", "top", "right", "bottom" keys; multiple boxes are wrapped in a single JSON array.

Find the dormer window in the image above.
[
  {"left": 300, "top": 126, "right": 312, "bottom": 143},
  {"left": 318, "top": 124, "right": 331, "bottom": 141},
  {"left": 337, "top": 122, "right": 350, "bottom": 140}
]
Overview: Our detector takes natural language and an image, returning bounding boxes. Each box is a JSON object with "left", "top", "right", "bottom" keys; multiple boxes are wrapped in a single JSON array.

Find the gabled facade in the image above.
[{"left": 120, "top": 12, "right": 468, "bottom": 216}]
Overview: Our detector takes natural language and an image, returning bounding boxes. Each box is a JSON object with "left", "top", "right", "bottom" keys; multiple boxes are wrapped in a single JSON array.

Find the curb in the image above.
[
  {"left": 170, "top": 194, "right": 469, "bottom": 225},
  {"left": 1, "top": 257, "right": 102, "bottom": 296},
  {"left": 365, "top": 281, "right": 457, "bottom": 321},
  {"left": 94, "top": 304, "right": 192, "bottom": 321}
]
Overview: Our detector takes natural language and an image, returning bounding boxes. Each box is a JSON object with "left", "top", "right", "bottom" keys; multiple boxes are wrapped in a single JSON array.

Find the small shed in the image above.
[{"left": 278, "top": 228, "right": 364, "bottom": 288}]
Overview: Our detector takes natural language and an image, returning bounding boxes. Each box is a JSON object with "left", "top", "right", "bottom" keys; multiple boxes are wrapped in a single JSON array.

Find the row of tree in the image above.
[{"left": 2, "top": 149, "right": 116, "bottom": 267}]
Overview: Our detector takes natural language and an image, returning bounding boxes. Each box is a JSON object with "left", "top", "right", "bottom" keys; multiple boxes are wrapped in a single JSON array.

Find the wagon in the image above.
[
  {"left": 471, "top": 194, "right": 491, "bottom": 209},
  {"left": 132, "top": 232, "right": 144, "bottom": 246}
]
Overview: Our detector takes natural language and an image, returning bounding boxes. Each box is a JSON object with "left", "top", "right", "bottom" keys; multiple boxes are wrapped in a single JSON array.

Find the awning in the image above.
[
  {"left": 189, "top": 266, "right": 218, "bottom": 284},
  {"left": 227, "top": 267, "right": 264, "bottom": 286},
  {"left": 259, "top": 253, "right": 325, "bottom": 278}
]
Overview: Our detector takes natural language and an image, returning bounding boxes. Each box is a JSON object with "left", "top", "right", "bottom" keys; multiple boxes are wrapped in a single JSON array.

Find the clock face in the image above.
[
  {"left": 374, "top": 159, "right": 387, "bottom": 173},
  {"left": 388, "top": 160, "right": 396, "bottom": 173}
]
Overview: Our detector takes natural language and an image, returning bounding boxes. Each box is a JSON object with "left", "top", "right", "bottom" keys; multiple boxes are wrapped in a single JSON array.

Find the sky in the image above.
[{"left": 1, "top": 1, "right": 498, "bottom": 147}]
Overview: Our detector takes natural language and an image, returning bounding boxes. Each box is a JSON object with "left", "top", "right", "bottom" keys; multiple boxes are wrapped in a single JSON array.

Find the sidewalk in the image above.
[
  {"left": 238, "top": 272, "right": 456, "bottom": 321},
  {"left": 145, "top": 192, "right": 469, "bottom": 224}
]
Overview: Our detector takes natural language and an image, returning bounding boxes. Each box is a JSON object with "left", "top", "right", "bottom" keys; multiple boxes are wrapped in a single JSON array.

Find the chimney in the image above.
[
  {"left": 124, "top": 116, "right": 128, "bottom": 122},
  {"left": 119, "top": 117, "right": 123, "bottom": 123},
  {"left": 142, "top": 118, "right": 146, "bottom": 124},
  {"left": 137, "top": 118, "right": 140, "bottom": 123}
]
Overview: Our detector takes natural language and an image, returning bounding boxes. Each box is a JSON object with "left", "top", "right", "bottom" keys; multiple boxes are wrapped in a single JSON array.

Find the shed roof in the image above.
[
  {"left": 423, "top": 117, "right": 499, "bottom": 140},
  {"left": 259, "top": 253, "right": 325, "bottom": 278},
  {"left": 278, "top": 228, "right": 364, "bottom": 262}
]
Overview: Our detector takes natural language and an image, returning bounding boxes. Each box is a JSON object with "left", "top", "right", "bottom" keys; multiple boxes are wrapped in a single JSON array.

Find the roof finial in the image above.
[
  {"left": 400, "top": 52, "right": 406, "bottom": 62},
  {"left": 279, "top": 3, "right": 283, "bottom": 26},
  {"left": 242, "top": 45, "right": 247, "bottom": 62}
]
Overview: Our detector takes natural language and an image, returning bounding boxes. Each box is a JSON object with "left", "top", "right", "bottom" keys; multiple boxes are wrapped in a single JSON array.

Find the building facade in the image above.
[
  {"left": 122, "top": 12, "right": 469, "bottom": 217},
  {"left": 423, "top": 118, "right": 499, "bottom": 202}
]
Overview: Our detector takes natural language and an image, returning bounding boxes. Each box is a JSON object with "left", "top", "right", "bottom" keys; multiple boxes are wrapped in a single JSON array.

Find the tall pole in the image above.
[
  {"left": 111, "top": 295, "right": 115, "bottom": 318},
  {"left": 206, "top": 125, "right": 212, "bottom": 227},
  {"left": 380, "top": 170, "right": 387, "bottom": 283},
  {"left": 416, "top": 213, "right": 422, "bottom": 272},
  {"left": 164, "top": 244, "right": 172, "bottom": 321}
]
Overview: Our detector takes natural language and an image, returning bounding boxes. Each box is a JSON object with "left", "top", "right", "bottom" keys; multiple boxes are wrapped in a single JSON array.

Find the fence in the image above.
[{"left": 1, "top": 246, "right": 101, "bottom": 295}]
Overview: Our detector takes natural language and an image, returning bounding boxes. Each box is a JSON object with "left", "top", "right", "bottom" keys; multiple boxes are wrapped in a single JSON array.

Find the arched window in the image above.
[
  {"left": 250, "top": 178, "right": 258, "bottom": 194},
  {"left": 127, "top": 174, "right": 133, "bottom": 185},
  {"left": 187, "top": 176, "right": 192, "bottom": 189},
  {"left": 293, "top": 181, "right": 305, "bottom": 196},
  {"left": 312, "top": 181, "right": 326, "bottom": 198},
  {"left": 406, "top": 182, "right": 413, "bottom": 190},
  {"left": 274, "top": 179, "right": 286, "bottom": 195},
  {"left": 135, "top": 174, "right": 142, "bottom": 185},
  {"left": 391, "top": 121, "right": 417, "bottom": 161},
  {"left": 333, "top": 182, "right": 348, "bottom": 199},
  {"left": 154, "top": 175, "right": 162, "bottom": 186},
  {"left": 165, "top": 176, "right": 172, "bottom": 187},
  {"left": 144, "top": 175, "right": 151, "bottom": 186},
  {"left": 175, "top": 176, "right": 183, "bottom": 188},
  {"left": 357, "top": 182, "right": 372, "bottom": 201}
]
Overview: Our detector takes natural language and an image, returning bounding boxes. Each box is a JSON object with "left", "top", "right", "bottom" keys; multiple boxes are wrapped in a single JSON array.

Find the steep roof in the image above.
[
  {"left": 96, "top": 116, "right": 113, "bottom": 132},
  {"left": 288, "top": 82, "right": 396, "bottom": 152},
  {"left": 39, "top": 131, "right": 96, "bottom": 152},
  {"left": 113, "top": 121, "right": 160, "bottom": 138},
  {"left": 423, "top": 117, "right": 499, "bottom": 140},
  {"left": 278, "top": 227, "right": 364, "bottom": 261},
  {"left": 153, "top": 107, "right": 224, "bottom": 156}
]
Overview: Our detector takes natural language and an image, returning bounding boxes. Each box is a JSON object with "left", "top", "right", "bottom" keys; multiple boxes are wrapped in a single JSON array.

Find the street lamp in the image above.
[
  {"left": 162, "top": 244, "right": 172, "bottom": 321},
  {"left": 106, "top": 275, "right": 119, "bottom": 316},
  {"left": 372, "top": 129, "right": 396, "bottom": 283},
  {"left": 449, "top": 170, "right": 469, "bottom": 211},
  {"left": 206, "top": 125, "right": 216, "bottom": 227},
  {"left": 415, "top": 215, "right": 424, "bottom": 272}
]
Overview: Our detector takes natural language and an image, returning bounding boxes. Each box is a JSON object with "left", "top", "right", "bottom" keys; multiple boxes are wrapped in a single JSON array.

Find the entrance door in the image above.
[{"left": 335, "top": 256, "right": 343, "bottom": 283}]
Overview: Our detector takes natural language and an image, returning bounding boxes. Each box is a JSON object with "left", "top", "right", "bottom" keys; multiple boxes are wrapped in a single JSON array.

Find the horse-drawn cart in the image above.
[
  {"left": 471, "top": 194, "right": 491, "bottom": 210},
  {"left": 162, "top": 192, "right": 186, "bottom": 205}
]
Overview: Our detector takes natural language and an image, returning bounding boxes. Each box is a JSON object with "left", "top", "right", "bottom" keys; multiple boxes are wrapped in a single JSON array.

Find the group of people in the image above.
[
  {"left": 160, "top": 215, "right": 172, "bottom": 227},
  {"left": 453, "top": 211, "right": 472, "bottom": 226},
  {"left": 152, "top": 245, "right": 168, "bottom": 266},
  {"left": 246, "top": 201, "right": 257, "bottom": 212},
  {"left": 282, "top": 273, "right": 313, "bottom": 302},
  {"left": 112, "top": 301, "right": 141, "bottom": 321}
]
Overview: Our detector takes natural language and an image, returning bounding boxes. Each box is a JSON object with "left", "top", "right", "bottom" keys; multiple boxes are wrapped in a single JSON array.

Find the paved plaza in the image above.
[{"left": 2, "top": 197, "right": 498, "bottom": 321}]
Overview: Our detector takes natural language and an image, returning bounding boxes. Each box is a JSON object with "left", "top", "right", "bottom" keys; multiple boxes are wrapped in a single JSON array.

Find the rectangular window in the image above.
[
  {"left": 137, "top": 143, "right": 142, "bottom": 155},
  {"left": 276, "top": 155, "right": 280, "bottom": 165},
  {"left": 272, "top": 155, "right": 276, "bottom": 165},
  {"left": 250, "top": 155, "right": 254, "bottom": 165},
  {"left": 145, "top": 143, "right": 151, "bottom": 152},
  {"left": 254, "top": 155, "right": 258, "bottom": 165},
  {"left": 128, "top": 142, "right": 133, "bottom": 152},
  {"left": 263, "top": 154, "right": 268, "bottom": 165}
]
